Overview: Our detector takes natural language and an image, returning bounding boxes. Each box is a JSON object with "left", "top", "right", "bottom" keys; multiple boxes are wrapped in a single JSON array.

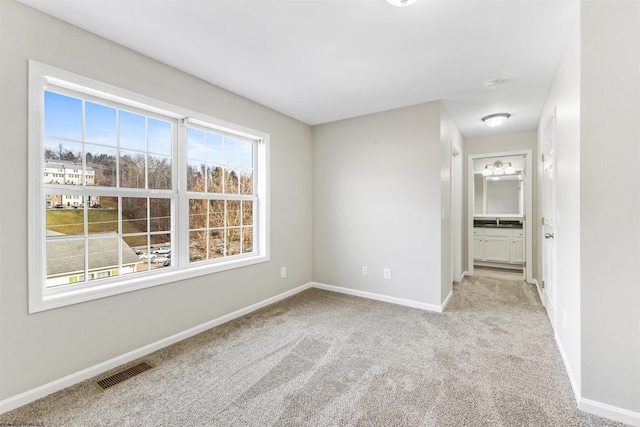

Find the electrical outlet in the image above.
[
  {"left": 362, "top": 266, "right": 368, "bottom": 276},
  {"left": 383, "top": 268, "right": 391, "bottom": 280},
  {"left": 281, "top": 267, "right": 287, "bottom": 278}
]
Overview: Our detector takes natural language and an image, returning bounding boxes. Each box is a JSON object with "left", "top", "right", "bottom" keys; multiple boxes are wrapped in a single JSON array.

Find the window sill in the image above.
[{"left": 29, "top": 254, "right": 269, "bottom": 313}]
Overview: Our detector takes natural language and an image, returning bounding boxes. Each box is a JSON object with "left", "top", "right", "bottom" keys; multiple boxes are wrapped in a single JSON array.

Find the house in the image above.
[
  {"left": 44, "top": 159, "right": 95, "bottom": 186},
  {"left": 45, "top": 231, "right": 141, "bottom": 287},
  {"left": 44, "top": 159, "right": 98, "bottom": 208},
  {"left": 0, "top": 0, "right": 637, "bottom": 425}
]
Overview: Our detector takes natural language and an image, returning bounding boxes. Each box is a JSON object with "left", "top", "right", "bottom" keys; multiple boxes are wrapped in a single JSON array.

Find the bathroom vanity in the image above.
[{"left": 473, "top": 219, "right": 524, "bottom": 270}]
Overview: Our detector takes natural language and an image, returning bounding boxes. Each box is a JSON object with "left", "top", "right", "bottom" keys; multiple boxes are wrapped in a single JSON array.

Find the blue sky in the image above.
[
  {"left": 44, "top": 91, "right": 172, "bottom": 156},
  {"left": 187, "top": 127, "right": 253, "bottom": 168}
]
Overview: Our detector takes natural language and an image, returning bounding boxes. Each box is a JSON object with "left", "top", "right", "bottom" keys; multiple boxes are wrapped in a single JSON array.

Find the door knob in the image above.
[{"left": 545, "top": 232, "right": 555, "bottom": 239}]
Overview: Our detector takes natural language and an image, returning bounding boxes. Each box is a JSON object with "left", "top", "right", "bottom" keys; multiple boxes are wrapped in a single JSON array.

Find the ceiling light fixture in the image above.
[
  {"left": 482, "top": 113, "right": 510, "bottom": 127},
  {"left": 386, "top": 0, "right": 417, "bottom": 7},
  {"left": 483, "top": 80, "right": 500, "bottom": 90},
  {"left": 482, "top": 160, "right": 516, "bottom": 177}
]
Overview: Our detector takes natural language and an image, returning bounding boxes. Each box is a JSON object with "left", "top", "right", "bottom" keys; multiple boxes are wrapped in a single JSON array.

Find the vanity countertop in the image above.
[{"left": 474, "top": 219, "right": 523, "bottom": 229}]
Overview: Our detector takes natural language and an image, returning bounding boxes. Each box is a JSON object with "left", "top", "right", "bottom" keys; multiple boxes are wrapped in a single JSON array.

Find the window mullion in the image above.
[{"left": 177, "top": 118, "right": 188, "bottom": 270}]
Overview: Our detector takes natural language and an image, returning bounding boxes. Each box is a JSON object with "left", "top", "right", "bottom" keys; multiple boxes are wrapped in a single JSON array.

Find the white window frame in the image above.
[{"left": 28, "top": 61, "right": 270, "bottom": 313}]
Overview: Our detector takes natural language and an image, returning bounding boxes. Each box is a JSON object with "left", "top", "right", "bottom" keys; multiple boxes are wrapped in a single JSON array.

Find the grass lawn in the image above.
[{"left": 47, "top": 209, "right": 147, "bottom": 246}]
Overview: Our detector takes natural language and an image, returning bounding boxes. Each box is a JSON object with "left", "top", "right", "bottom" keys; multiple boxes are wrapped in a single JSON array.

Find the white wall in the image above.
[
  {"left": 580, "top": 0, "right": 640, "bottom": 415},
  {"left": 539, "top": 1, "right": 640, "bottom": 420},
  {"left": 0, "top": 0, "right": 312, "bottom": 401},
  {"left": 537, "top": 5, "right": 582, "bottom": 401},
  {"left": 312, "top": 102, "right": 453, "bottom": 307}
]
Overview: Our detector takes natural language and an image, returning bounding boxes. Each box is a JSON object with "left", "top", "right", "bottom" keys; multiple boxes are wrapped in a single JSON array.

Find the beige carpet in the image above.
[{"left": 0, "top": 275, "right": 629, "bottom": 426}]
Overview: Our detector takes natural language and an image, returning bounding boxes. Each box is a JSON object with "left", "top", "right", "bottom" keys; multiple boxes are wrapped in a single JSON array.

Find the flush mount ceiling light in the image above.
[
  {"left": 482, "top": 113, "right": 510, "bottom": 127},
  {"left": 483, "top": 80, "right": 500, "bottom": 90},
  {"left": 387, "top": 0, "right": 417, "bottom": 6},
  {"left": 482, "top": 160, "right": 516, "bottom": 177}
]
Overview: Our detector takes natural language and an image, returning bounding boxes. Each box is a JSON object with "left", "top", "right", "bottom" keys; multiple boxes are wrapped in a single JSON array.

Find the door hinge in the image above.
[
  {"left": 541, "top": 216, "right": 545, "bottom": 225},
  {"left": 541, "top": 280, "right": 545, "bottom": 288},
  {"left": 541, "top": 153, "right": 545, "bottom": 162}
]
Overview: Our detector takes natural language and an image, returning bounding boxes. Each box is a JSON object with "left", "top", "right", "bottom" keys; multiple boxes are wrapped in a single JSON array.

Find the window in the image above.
[{"left": 29, "top": 62, "right": 269, "bottom": 313}]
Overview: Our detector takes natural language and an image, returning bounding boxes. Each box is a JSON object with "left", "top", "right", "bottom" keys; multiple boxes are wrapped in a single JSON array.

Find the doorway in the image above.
[{"left": 467, "top": 150, "right": 533, "bottom": 283}]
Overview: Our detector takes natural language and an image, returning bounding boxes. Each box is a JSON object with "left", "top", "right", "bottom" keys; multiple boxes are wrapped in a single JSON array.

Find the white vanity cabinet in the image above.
[
  {"left": 473, "top": 228, "right": 485, "bottom": 260},
  {"left": 510, "top": 229, "right": 524, "bottom": 263},
  {"left": 474, "top": 227, "right": 524, "bottom": 267}
]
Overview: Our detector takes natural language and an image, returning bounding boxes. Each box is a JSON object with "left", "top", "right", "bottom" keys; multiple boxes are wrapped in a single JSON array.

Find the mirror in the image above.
[{"left": 474, "top": 156, "right": 524, "bottom": 216}]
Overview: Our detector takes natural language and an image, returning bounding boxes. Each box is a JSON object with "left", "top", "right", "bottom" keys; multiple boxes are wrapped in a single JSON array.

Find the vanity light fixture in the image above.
[
  {"left": 482, "top": 160, "right": 516, "bottom": 177},
  {"left": 482, "top": 113, "right": 510, "bottom": 127},
  {"left": 386, "top": 0, "right": 417, "bottom": 6}
]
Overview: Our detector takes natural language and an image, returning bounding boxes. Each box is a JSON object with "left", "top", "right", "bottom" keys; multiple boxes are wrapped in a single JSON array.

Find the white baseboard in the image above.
[
  {"left": 441, "top": 289, "right": 453, "bottom": 311},
  {"left": 0, "top": 282, "right": 312, "bottom": 415},
  {"left": 553, "top": 332, "right": 580, "bottom": 405},
  {"left": 551, "top": 302, "right": 639, "bottom": 426},
  {"left": 0, "top": 281, "right": 442, "bottom": 414},
  {"left": 4, "top": 281, "right": 637, "bottom": 427},
  {"left": 530, "top": 278, "right": 544, "bottom": 302},
  {"left": 312, "top": 282, "right": 446, "bottom": 313},
  {"left": 579, "top": 398, "right": 640, "bottom": 427}
]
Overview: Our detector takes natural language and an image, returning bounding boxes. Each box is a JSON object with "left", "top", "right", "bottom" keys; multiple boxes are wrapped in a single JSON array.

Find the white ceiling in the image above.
[{"left": 19, "top": 0, "right": 579, "bottom": 138}]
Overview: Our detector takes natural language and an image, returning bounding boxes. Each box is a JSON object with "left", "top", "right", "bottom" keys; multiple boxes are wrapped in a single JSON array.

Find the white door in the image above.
[{"left": 542, "top": 110, "right": 557, "bottom": 316}]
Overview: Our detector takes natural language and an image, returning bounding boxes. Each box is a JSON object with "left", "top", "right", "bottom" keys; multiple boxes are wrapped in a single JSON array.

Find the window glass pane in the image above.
[
  {"left": 44, "top": 139, "right": 82, "bottom": 163},
  {"left": 150, "top": 233, "right": 171, "bottom": 268},
  {"left": 187, "top": 128, "right": 205, "bottom": 160},
  {"left": 85, "top": 102, "right": 117, "bottom": 146},
  {"left": 189, "top": 230, "right": 206, "bottom": 263},
  {"left": 224, "top": 168, "right": 239, "bottom": 194},
  {"left": 86, "top": 145, "right": 116, "bottom": 187},
  {"left": 122, "top": 197, "right": 148, "bottom": 233},
  {"left": 208, "top": 229, "right": 225, "bottom": 259},
  {"left": 148, "top": 118, "right": 171, "bottom": 155},
  {"left": 187, "top": 161, "right": 205, "bottom": 192},
  {"left": 119, "top": 150, "right": 146, "bottom": 189},
  {"left": 240, "top": 168, "right": 253, "bottom": 195},
  {"left": 88, "top": 236, "right": 119, "bottom": 282},
  {"left": 119, "top": 110, "right": 146, "bottom": 151},
  {"left": 209, "top": 200, "right": 225, "bottom": 228},
  {"left": 242, "top": 227, "right": 253, "bottom": 253},
  {"left": 122, "top": 235, "right": 145, "bottom": 276},
  {"left": 223, "top": 136, "right": 239, "bottom": 165},
  {"left": 44, "top": 140, "right": 83, "bottom": 185},
  {"left": 88, "top": 196, "right": 118, "bottom": 234},
  {"left": 150, "top": 198, "right": 171, "bottom": 232},
  {"left": 207, "top": 165, "right": 223, "bottom": 193},
  {"left": 227, "top": 228, "right": 241, "bottom": 256},
  {"left": 148, "top": 154, "right": 172, "bottom": 190},
  {"left": 44, "top": 91, "right": 82, "bottom": 140},
  {"left": 227, "top": 200, "right": 241, "bottom": 227},
  {"left": 206, "top": 132, "right": 223, "bottom": 164},
  {"left": 189, "top": 199, "right": 207, "bottom": 230},
  {"left": 239, "top": 140, "right": 253, "bottom": 168},
  {"left": 242, "top": 200, "right": 253, "bottom": 226},
  {"left": 46, "top": 195, "right": 84, "bottom": 235},
  {"left": 46, "top": 238, "right": 85, "bottom": 288}
]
